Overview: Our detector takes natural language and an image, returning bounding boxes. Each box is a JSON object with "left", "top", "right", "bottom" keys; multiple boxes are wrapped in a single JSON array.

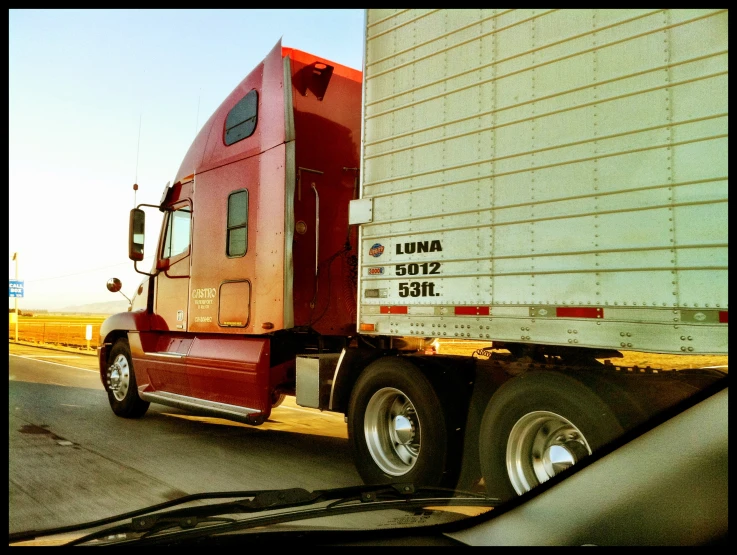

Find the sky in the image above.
[{"left": 9, "top": 9, "right": 365, "bottom": 311}]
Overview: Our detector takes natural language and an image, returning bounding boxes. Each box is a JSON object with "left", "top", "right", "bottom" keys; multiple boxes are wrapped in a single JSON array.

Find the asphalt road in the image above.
[{"left": 9, "top": 343, "right": 361, "bottom": 536}]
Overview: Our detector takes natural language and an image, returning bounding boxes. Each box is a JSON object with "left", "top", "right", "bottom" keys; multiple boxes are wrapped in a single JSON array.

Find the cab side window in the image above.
[
  {"left": 227, "top": 189, "right": 248, "bottom": 257},
  {"left": 162, "top": 206, "right": 191, "bottom": 259}
]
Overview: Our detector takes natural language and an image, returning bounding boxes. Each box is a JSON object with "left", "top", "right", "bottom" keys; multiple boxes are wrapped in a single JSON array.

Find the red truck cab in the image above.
[{"left": 99, "top": 41, "right": 362, "bottom": 424}]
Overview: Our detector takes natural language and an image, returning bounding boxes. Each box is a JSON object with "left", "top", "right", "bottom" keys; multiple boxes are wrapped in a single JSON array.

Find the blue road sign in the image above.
[{"left": 9, "top": 279, "right": 24, "bottom": 298}]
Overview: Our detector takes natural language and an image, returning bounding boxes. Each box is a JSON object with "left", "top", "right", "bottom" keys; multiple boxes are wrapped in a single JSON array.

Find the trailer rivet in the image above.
[
  {"left": 681, "top": 346, "right": 687, "bottom": 351},
  {"left": 687, "top": 347, "right": 694, "bottom": 352}
]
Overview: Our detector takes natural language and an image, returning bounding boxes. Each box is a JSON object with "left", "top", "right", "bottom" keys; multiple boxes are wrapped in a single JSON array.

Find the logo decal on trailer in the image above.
[
  {"left": 369, "top": 243, "right": 385, "bottom": 257},
  {"left": 368, "top": 267, "right": 385, "bottom": 275}
]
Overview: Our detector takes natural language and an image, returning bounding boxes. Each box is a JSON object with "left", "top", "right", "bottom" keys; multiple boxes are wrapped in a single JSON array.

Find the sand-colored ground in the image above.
[{"left": 434, "top": 340, "right": 728, "bottom": 371}]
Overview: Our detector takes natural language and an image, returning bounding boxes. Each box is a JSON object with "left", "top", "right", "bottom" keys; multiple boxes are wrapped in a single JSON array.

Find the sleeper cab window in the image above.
[
  {"left": 227, "top": 189, "right": 248, "bottom": 257},
  {"left": 225, "top": 89, "right": 258, "bottom": 145}
]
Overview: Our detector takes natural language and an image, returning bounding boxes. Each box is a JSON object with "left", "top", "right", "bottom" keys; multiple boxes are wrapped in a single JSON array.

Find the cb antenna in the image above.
[{"left": 133, "top": 113, "right": 142, "bottom": 205}]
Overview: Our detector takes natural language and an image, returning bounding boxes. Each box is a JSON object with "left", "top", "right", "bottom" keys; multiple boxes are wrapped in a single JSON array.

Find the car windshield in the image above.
[{"left": 9, "top": 8, "right": 727, "bottom": 547}]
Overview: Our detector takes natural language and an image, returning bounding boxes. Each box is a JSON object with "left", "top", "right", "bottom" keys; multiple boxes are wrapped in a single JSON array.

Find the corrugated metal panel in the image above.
[{"left": 358, "top": 9, "right": 727, "bottom": 353}]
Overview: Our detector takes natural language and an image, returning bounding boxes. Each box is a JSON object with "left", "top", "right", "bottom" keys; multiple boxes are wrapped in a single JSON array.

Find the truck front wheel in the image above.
[
  {"left": 347, "top": 357, "right": 454, "bottom": 487},
  {"left": 106, "top": 338, "right": 150, "bottom": 418},
  {"left": 479, "top": 371, "right": 624, "bottom": 502}
]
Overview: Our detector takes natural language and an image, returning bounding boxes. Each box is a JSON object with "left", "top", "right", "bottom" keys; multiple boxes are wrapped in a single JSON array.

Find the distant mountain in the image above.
[{"left": 57, "top": 300, "right": 131, "bottom": 314}]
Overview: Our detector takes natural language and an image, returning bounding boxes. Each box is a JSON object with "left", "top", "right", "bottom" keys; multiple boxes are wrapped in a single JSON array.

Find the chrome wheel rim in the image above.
[
  {"left": 506, "top": 410, "right": 591, "bottom": 495},
  {"left": 107, "top": 354, "right": 130, "bottom": 402},
  {"left": 364, "top": 387, "right": 420, "bottom": 476}
]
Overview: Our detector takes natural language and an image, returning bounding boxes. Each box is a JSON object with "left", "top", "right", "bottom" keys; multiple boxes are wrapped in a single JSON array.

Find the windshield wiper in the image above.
[{"left": 9, "top": 484, "right": 497, "bottom": 546}]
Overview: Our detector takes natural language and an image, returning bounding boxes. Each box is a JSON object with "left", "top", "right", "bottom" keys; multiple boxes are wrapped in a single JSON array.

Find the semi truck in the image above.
[{"left": 99, "top": 9, "right": 728, "bottom": 501}]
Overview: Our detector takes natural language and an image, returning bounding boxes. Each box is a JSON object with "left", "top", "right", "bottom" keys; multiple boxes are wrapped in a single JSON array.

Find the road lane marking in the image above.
[
  {"left": 13, "top": 355, "right": 83, "bottom": 358},
  {"left": 9, "top": 354, "right": 99, "bottom": 373}
]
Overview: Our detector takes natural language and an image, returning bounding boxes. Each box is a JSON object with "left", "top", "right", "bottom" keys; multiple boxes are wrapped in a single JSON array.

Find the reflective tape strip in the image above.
[
  {"left": 555, "top": 307, "right": 603, "bottom": 319},
  {"left": 454, "top": 306, "right": 490, "bottom": 316},
  {"left": 380, "top": 306, "right": 408, "bottom": 314}
]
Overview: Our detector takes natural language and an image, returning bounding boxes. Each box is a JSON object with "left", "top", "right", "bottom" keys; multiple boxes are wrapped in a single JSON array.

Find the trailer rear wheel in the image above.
[
  {"left": 347, "top": 357, "right": 453, "bottom": 487},
  {"left": 479, "top": 371, "right": 624, "bottom": 502},
  {"left": 106, "top": 338, "right": 150, "bottom": 418}
]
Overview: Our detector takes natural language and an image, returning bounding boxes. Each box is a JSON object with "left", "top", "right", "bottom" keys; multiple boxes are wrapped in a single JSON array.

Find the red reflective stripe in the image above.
[
  {"left": 380, "top": 306, "right": 407, "bottom": 314},
  {"left": 454, "top": 306, "right": 490, "bottom": 316},
  {"left": 719, "top": 311, "right": 728, "bottom": 323},
  {"left": 556, "top": 307, "right": 603, "bottom": 318}
]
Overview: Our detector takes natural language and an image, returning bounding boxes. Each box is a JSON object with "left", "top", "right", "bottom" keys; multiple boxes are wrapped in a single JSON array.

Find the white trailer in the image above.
[
  {"left": 353, "top": 8, "right": 728, "bottom": 355},
  {"left": 328, "top": 9, "right": 728, "bottom": 500}
]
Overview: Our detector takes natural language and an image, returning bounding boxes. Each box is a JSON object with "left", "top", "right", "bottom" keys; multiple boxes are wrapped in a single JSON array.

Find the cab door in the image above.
[
  {"left": 146, "top": 199, "right": 193, "bottom": 396},
  {"left": 153, "top": 200, "right": 192, "bottom": 332}
]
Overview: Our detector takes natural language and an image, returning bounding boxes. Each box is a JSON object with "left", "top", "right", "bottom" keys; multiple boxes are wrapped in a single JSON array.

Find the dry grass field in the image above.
[{"left": 8, "top": 314, "right": 108, "bottom": 350}]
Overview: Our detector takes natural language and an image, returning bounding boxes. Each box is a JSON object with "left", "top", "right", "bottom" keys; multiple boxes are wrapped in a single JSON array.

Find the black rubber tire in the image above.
[
  {"left": 347, "top": 357, "right": 453, "bottom": 487},
  {"left": 479, "top": 370, "right": 624, "bottom": 502},
  {"left": 106, "top": 338, "right": 150, "bottom": 418},
  {"left": 271, "top": 392, "right": 286, "bottom": 408}
]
